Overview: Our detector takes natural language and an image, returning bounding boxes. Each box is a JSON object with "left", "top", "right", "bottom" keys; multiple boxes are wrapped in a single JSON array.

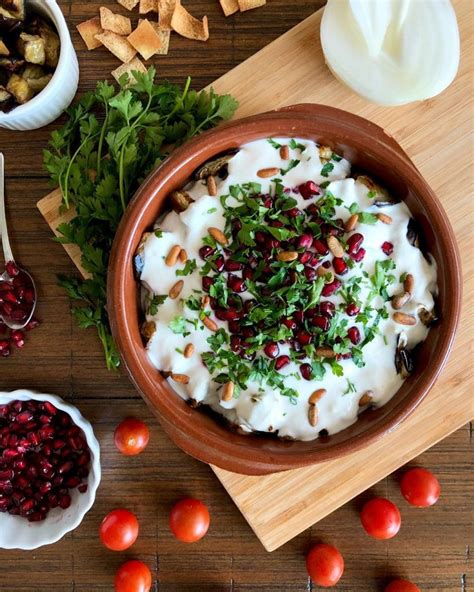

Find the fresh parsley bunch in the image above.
[{"left": 43, "top": 67, "right": 238, "bottom": 370}]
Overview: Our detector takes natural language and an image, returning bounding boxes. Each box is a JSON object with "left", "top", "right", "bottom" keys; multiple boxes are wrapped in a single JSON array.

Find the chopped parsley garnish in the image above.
[
  {"left": 289, "top": 139, "right": 306, "bottom": 151},
  {"left": 148, "top": 294, "right": 167, "bottom": 315},
  {"left": 320, "top": 162, "right": 335, "bottom": 177},
  {"left": 154, "top": 229, "right": 163, "bottom": 238},
  {"left": 169, "top": 316, "right": 190, "bottom": 337},
  {"left": 343, "top": 378, "right": 356, "bottom": 395},
  {"left": 207, "top": 207, "right": 217, "bottom": 214},
  {"left": 280, "top": 159, "right": 300, "bottom": 175},
  {"left": 331, "top": 153, "right": 342, "bottom": 162},
  {"left": 367, "top": 190, "right": 377, "bottom": 199},
  {"left": 267, "top": 138, "right": 282, "bottom": 149},
  {"left": 176, "top": 259, "right": 197, "bottom": 277}
]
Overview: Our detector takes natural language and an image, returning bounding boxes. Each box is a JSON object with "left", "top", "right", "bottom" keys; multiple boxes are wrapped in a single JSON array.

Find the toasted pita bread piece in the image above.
[
  {"left": 238, "top": 0, "right": 266, "bottom": 11},
  {"left": 139, "top": 19, "right": 170, "bottom": 55},
  {"left": 127, "top": 19, "right": 163, "bottom": 60},
  {"left": 116, "top": 0, "right": 139, "bottom": 10},
  {"left": 219, "top": 0, "right": 239, "bottom": 17},
  {"left": 158, "top": 0, "right": 176, "bottom": 30},
  {"left": 95, "top": 31, "right": 137, "bottom": 62},
  {"left": 100, "top": 6, "right": 132, "bottom": 36},
  {"left": 112, "top": 56, "right": 147, "bottom": 86},
  {"left": 76, "top": 17, "right": 104, "bottom": 51},
  {"left": 171, "top": 1, "right": 209, "bottom": 42},
  {"left": 0, "top": 39, "right": 9, "bottom": 55},
  {"left": 139, "top": 0, "right": 157, "bottom": 13}
]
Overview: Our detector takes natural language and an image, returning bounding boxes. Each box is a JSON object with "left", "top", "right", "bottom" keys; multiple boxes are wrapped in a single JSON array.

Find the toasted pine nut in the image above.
[
  {"left": 391, "top": 291, "right": 411, "bottom": 310},
  {"left": 178, "top": 248, "right": 188, "bottom": 263},
  {"left": 207, "top": 175, "right": 217, "bottom": 197},
  {"left": 317, "top": 266, "right": 329, "bottom": 277},
  {"left": 315, "top": 346, "right": 336, "bottom": 358},
  {"left": 327, "top": 235, "right": 344, "bottom": 258},
  {"left": 377, "top": 213, "right": 392, "bottom": 225},
  {"left": 165, "top": 245, "right": 181, "bottom": 266},
  {"left": 358, "top": 390, "right": 374, "bottom": 407},
  {"left": 344, "top": 213, "right": 359, "bottom": 232},
  {"left": 221, "top": 381, "right": 234, "bottom": 402},
  {"left": 257, "top": 167, "right": 280, "bottom": 178},
  {"left": 279, "top": 145, "right": 289, "bottom": 160},
  {"left": 203, "top": 316, "right": 218, "bottom": 331},
  {"left": 308, "top": 404, "right": 318, "bottom": 427},
  {"left": 169, "top": 280, "right": 184, "bottom": 300},
  {"left": 309, "top": 388, "right": 327, "bottom": 405},
  {"left": 201, "top": 295, "right": 210, "bottom": 308},
  {"left": 277, "top": 250, "right": 298, "bottom": 262},
  {"left": 208, "top": 227, "right": 228, "bottom": 246},
  {"left": 171, "top": 373, "right": 189, "bottom": 384},
  {"left": 393, "top": 312, "right": 417, "bottom": 326},
  {"left": 184, "top": 343, "right": 195, "bottom": 358},
  {"left": 319, "top": 145, "right": 333, "bottom": 161},
  {"left": 404, "top": 273, "right": 414, "bottom": 294}
]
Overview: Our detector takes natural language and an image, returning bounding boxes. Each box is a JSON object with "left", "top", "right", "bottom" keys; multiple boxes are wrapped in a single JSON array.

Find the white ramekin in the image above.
[
  {"left": 0, "top": 390, "right": 101, "bottom": 550},
  {"left": 0, "top": 0, "right": 79, "bottom": 131}
]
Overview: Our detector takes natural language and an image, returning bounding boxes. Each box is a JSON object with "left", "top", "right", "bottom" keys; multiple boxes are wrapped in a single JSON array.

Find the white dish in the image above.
[
  {"left": 0, "top": 390, "right": 101, "bottom": 550},
  {"left": 0, "top": 0, "right": 79, "bottom": 131}
]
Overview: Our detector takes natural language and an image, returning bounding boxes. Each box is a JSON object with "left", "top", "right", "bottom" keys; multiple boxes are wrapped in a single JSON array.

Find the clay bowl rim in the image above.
[{"left": 108, "top": 104, "right": 462, "bottom": 475}]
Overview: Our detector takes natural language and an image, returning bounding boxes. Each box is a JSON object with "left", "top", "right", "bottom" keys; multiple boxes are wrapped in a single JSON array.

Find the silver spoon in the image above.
[{"left": 0, "top": 153, "right": 37, "bottom": 330}]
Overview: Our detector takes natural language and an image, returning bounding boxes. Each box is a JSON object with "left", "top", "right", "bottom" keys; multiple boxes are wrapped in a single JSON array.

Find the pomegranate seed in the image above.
[
  {"left": 298, "top": 181, "right": 321, "bottom": 200},
  {"left": 39, "top": 481, "right": 52, "bottom": 495},
  {"left": 304, "top": 266, "right": 317, "bottom": 281},
  {"left": 15, "top": 410, "right": 33, "bottom": 424},
  {"left": 65, "top": 476, "right": 81, "bottom": 488},
  {"left": 347, "top": 233, "right": 364, "bottom": 255},
  {"left": 294, "top": 310, "right": 305, "bottom": 325},
  {"left": 264, "top": 236, "right": 280, "bottom": 249},
  {"left": 382, "top": 241, "right": 394, "bottom": 256},
  {"left": 59, "top": 494, "right": 71, "bottom": 509},
  {"left": 213, "top": 256, "right": 225, "bottom": 272},
  {"left": 287, "top": 207, "right": 303, "bottom": 218},
  {"left": 297, "top": 234, "right": 313, "bottom": 249},
  {"left": 230, "top": 335, "right": 242, "bottom": 352},
  {"left": 346, "top": 303, "right": 360, "bottom": 316},
  {"left": 5, "top": 261, "right": 19, "bottom": 277},
  {"left": 282, "top": 318, "right": 297, "bottom": 331},
  {"left": 295, "top": 330, "right": 312, "bottom": 345},
  {"left": 38, "top": 426, "right": 54, "bottom": 440},
  {"left": 332, "top": 257, "right": 348, "bottom": 275},
  {"left": 241, "top": 327, "right": 255, "bottom": 338},
  {"left": 255, "top": 231, "right": 266, "bottom": 244},
  {"left": 228, "top": 320, "right": 241, "bottom": 333},
  {"left": 43, "top": 401, "right": 57, "bottom": 415},
  {"left": 25, "top": 317, "right": 40, "bottom": 331},
  {"left": 3, "top": 448, "right": 19, "bottom": 459},
  {"left": 312, "top": 238, "right": 329, "bottom": 255},
  {"left": 20, "top": 498, "right": 34, "bottom": 514},
  {"left": 319, "top": 301, "right": 335, "bottom": 318},
  {"left": 198, "top": 246, "right": 215, "bottom": 260},
  {"left": 76, "top": 451, "right": 91, "bottom": 467},
  {"left": 202, "top": 276, "right": 213, "bottom": 292},
  {"left": 263, "top": 342, "right": 280, "bottom": 359},
  {"left": 322, "top": 279, "right": 342, "bottom": 297},
  {"left": 311, "top": 316, "right": 330, "bottom": 331},
  {"left": 348, "top": 326, "right": 361, "bottom": 345},
  {"left": 78, "top": 483, "right": 88, "bottom": 494},
  {"left": 300, "top": 363, "right": 313, "bottom": 380},
  {"left": 242, "top": 267, "right": 253, "bottom": 281},
  {"left": 275, "top": 355, "right": 290, "bottom": 371},
  {"left": 0, "top": 497, "right": 10, "bottom": 511},
  {"left": 8, "top": 506, "right": 20, "bottom": 515},
  {"left": 227, "top": 274, "right": 247, "bottom": 293},
  {"left": 299, "top": 251, "right": 312, "bottom": 264},
  {"left": 0, "top": 469, "right": 13, "bottom": 479},
  {"left": 350, "top": 248, "right": 366, "bottom": 262},
  {"left": 224, "top": 259, "right": 244, "bottom": 272},
  {"left": 28, "top": 512, "right": 46, "bottom": 522},
  {"left": 11, "top": 491, "right": 24, "bottom": 506},
  {"left": 215, "top": 308, "right": 239, "bottom": 322}
]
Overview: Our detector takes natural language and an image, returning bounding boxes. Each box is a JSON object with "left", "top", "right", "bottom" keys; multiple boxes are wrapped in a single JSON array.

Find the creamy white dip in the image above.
[{"left": 138, "top": 138, "right": 437, "bottom": 441}]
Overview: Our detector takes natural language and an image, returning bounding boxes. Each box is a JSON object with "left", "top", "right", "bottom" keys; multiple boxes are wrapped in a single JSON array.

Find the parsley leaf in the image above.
[
  {"left": 267, "top": 138, "right": 282, "bottom": 149},
  {"left": 169, "top": 316, "right": 190, "bottom": 337},
  {"left": 289, "top": 139, "right": 306, "bottom": 151},
  {"left": 280, "top": 159, "right": 300, "bottom": 175},
  {"left": 320, "top": 162, "right": 335, "bottom": 177},
  {"left": 148, "top": 294, "right": 167, "bottom": 315},
  {"left": 176, "top": 259, "right": 197, "bottom": 277}
]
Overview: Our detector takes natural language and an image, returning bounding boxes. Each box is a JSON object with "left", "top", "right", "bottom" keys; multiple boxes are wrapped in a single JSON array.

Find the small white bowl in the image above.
[
  {"left": 0, "top": 0, "right": 79, "bottom": 131},
  {"left": 0, "top": 390, "right": 101, "bottom": 550}
]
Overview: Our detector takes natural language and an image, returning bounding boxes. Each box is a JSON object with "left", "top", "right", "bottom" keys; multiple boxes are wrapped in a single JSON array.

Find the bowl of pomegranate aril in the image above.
[
  {"left": 0, "top": 390, "right": 100, "bottom": 549},
  {"left": 108, "top": 104, "right": 461, "bottom": 476}
]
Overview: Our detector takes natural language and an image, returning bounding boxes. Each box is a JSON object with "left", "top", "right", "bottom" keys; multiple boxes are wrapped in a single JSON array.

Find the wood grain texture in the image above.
[{"left": 0, "top": 0, "right": 472, "bottom": 590}]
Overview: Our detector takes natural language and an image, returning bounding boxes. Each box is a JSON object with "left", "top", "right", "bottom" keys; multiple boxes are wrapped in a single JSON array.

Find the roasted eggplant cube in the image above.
[
  {"left": 22, "top": 64, "right": 51, "bottom": 92},
  {"left": 0, "top": 55, "right": 23, "bottom": 71},
  {"left": 0, "top": 38, "right": 9, "bottom": 55},
  {"left": 17, "top": 32, "right": 45, "bottom": 64},
  {"left": 6, "top": 72, "right": 32, "bottom": 103},
  {"left": 0, "top": 0, "right": 24, "bottom": 21},
  {"left": 35, "top": 20, "right": 59, "bottom": 68}
]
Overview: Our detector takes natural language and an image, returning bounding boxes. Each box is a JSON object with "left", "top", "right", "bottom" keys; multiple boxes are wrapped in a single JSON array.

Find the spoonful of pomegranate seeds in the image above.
[{"left": 0, "top": 153, "right": 37, "bottom": 330}]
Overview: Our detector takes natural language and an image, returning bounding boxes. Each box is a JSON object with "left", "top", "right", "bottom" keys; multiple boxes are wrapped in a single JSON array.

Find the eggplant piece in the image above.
[
  {"left": 356, "top": 174, "right": 400, "bottom": 206},
  {"left": 22, "top": 64, "right": 51, "bottom": 92},
  {"left": 6, "top": 72, "right": 32, "bottom": 103},
  {"left": 0, "top": 83, "right": 13, "bottom": 111},
  {"left": 134, "top": 231, "right": 151, "bottom": 276},
  {"left": 141, "top": 321, "right": 156, "bottom": 341},
  {"left": 394, "top": 332, "right": 414, "bottom": 379},
  {"left": 17, "top": 32, "right": 45, "bottom": 64},
  {"left": 28, "top": 18, "right": 59, "bottom": 68},
  {"left": 193, "top": 150, "right": 238, "bottom": 180},
  {"left": 0, "top": 0, "right": 24, "bottom": 20},
  {"left": 0, "top": 38, "right": 9, "bottom": 55},
  {"left": 417, "top": 304, "right": 438, "bottom": 327},
  {"left": 0, "top": 55, "right": 23, "bottom": 71},
  {"left": 169, "top": 189, "right": 193, "bottom": 212}
]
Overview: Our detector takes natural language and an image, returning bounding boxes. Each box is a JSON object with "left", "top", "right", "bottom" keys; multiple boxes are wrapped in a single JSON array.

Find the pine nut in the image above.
[
  {"left": 277, "top": 250, "right": 298, "bottom": 262},
  {"left": 279, "top": 145, "right": 289, "bottom": 160},
  {"left": 309, "top": 388, "right": 326, "bottom": 405},
  {"left": 178, "top": 248, "right": 188, "bottom": 263},
  {"left": 344, "top": 213, "right": 359, "bottom": 232},
  {"left": 308, "top": 404, "right": 318, "bottom": 427},
  {"left": 317, "top": 266, "right": 329, "bottom": 277},
  {"left": 257, "top": 167, "right": 280, "bottom": 178},
  {"left": 169, "top": 280, "right": 184, "bottom": 299},
  {"left": 315, "top": 346, "right": 336, "bottom": 358},
  {"left": 207, "top": 175, "right": 217, "bottom": 197},
  {"left": 171, "top": 373, "right": 189, "bottom": 384},
  {"left": 201, "top": 295, "right": 210, "bottom": 308},
  {"left": 203, "top": 316, "right": 218, "bottom": 331},
  {"left": 358, "top": 390, "right": 374, "bottom": 407},
  {"left": 184, "top": 343, "right": 195, "bottom": 358},
  {"left": 221, "top": 381, "right": 234, "bottom": 402},
  {"left": 208, "top": 227, "right": 228, "bottom": 246},
  {"left": 327, "top": 235, "right": 344, "bottom": 258},
  {"left": 391, "top": 291, "right": 411, "bottom": 310},
  {"left": 165, "top": 245, "right": 181, "bottom": 266},
  {"left": 404, "top": 273, "right": 414, "bottom": 294},
  {"left": 393, "top": 312, "right": 417, "bottom": 326},
  {"left": 377, "top": 213, "right": 392, "bottom": 225}
]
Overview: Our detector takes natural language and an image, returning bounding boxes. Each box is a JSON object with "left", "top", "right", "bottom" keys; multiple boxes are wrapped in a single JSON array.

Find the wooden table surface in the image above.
[{"left": 0, "top": 1, "right": 472, "bottom": 590}]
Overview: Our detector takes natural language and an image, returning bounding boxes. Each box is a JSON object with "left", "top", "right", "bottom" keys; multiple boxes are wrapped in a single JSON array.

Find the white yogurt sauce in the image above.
[{"left": 139, "top": 138, "right": 437, "bottom": 441}]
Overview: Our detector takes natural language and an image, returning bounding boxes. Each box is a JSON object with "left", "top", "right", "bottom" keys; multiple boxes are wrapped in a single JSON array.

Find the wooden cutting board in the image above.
[{"left": 38, "top": 0, "right": 473, "bottom": 552}]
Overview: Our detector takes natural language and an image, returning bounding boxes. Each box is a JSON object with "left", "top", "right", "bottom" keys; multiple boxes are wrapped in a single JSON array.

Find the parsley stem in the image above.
[
  {"left": 96, "top": 102, "right": 109, "bottom": 179},
  {"left": 62, "top": 133, "right": 92, "bottom": 209}
]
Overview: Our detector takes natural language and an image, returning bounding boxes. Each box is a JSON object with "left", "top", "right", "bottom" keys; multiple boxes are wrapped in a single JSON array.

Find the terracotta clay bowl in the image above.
[{"left": 108, "top": 104, "right": 461, "bottom": 475}]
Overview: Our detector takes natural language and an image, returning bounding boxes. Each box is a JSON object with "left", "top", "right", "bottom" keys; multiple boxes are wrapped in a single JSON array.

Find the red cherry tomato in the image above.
[
  {"left": 99, "top": 509, "right": 139, "bottom": 551},
  {"left": 305, "top": 543, "right": 344, "bottom": 587},
  {"left": 360, "top": 498, "right": 401, "bottom": 540},
  {"left": 114, "top": 418, "right": 150, "bottom": 456},
  {"left": 169, "top": 498, "right": 210, "bottom": 543},
  {"left": 400, "top": 467, "right": 440, "bottom": 507},
  {"left": 115, "top": 560, "right": 152, "bottom": 592},
  {"left": 385, "top": 579, "right": 421, "bottom": 592}
]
